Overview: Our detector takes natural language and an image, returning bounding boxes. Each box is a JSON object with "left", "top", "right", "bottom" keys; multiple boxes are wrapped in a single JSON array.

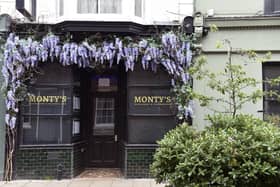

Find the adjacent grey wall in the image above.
[
  {"left": 0, "top": 51, "right": 5, "bottom": 179},
  {"left": 195, "top": 0, "right": 263, "bottom": 16}
]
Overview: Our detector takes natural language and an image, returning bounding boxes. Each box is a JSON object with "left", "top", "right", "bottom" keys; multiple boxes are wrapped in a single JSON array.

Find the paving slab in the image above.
[
  {"left": 111, "top": 179, "right": 133, "bottom": 187},
  {"left": 45, "top": 180, "right": 71, "bottom": 187},
  {"left": 22, "top": 180, "right": 52, "bottom": 187},
  {"left": 132, "top": 179, "right": 151, "bottom": 187},
  {"left": 0, "top": 178, "right": 166, "bottom": 187},
  {"left": 0, "top": 180, "right": 30, "bottom": 187},
  {"left": 90, "top": 180, "right": 113, "bottom": 187},
  {"left": 68, "top": 179, "right": 92, "bottom": 187}
]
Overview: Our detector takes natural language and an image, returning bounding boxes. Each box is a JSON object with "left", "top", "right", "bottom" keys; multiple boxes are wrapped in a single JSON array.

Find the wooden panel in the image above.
[{"left": 90, "top": 136, "right": 117, "bottom": 167}]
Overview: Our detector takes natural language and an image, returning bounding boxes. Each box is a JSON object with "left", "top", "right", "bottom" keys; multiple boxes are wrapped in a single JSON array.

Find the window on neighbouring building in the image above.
[
  {"left": 263, "top": 63, "right": 280, "bottom": 115},
  {"left": 135, "top": 0, "right": 142, "bottom": 17},
  {"left": 77, "top": 0, "right": 122, "bottom": 14},
  {"left": 265, "top": 0, "right": 280, "bottom": 15}
]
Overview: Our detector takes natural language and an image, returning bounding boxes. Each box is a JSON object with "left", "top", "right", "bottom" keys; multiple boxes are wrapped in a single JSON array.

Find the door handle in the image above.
[{"left": 114, "top": 135, "right": 118, "bottom": 142}]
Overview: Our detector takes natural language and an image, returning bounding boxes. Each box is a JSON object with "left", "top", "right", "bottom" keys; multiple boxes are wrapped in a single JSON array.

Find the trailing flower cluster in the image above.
[{"left": 2, "top": 32, "right": 193, "bottom": 128}]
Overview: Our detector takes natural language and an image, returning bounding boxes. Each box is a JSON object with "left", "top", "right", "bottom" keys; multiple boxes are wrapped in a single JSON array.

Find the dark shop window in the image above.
[
  {"left": 263, "top": 63, "right": 280, "bottom": 115},
  {"left": 21, "top": 87, "right": 72, "bottom": 145},
  {"left": 265, "top": 0, "right": 280, "bottom": 15}
]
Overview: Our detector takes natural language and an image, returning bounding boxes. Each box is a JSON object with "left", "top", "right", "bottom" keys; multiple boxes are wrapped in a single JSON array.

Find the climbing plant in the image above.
[{"left": 1, "top": 30, "right": 199, "bottom": 180}]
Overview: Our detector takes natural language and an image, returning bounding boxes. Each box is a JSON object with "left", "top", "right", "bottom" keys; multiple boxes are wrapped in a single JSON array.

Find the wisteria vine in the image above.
[{"left": 2, "top": 32, "right": 194, "bottom": 129}]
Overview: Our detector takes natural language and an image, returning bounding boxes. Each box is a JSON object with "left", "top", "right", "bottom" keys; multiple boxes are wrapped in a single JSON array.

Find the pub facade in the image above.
[
  {"left": 0, "top": 0, "right": 194, "bottom": 179},
  {"left": 16, "top": 60, "right": 177, "bottom": 179}
]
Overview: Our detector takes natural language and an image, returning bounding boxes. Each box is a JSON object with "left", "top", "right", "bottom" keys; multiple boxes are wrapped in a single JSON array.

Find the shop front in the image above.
[{"left": 15, "top": 42, "right": 177, "bottom": 179}]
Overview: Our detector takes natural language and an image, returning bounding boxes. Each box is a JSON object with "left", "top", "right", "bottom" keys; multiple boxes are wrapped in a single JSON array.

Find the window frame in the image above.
[
  {"left": 264, "top": 0, "right": 280, "bottom": 15},
  {"left": 135, "top": 0, "right": 143, "bottom": 17},
  {"left": 20, "top": 85, "right": 73, "bottom": 146},
  {"left": 77, "top": 0, "right": 122, "bottom": 14},
  {"left": 93, "top": 97, "right": 115, "bottom": 136},
  {"left": 263, "top": 62, "right": 280, "bottom": 116}
]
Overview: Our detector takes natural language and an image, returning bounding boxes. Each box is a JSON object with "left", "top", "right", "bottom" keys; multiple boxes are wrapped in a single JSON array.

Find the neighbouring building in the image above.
[
  {"left": 0, "top": 0, "right": 193, "bottom": 179},
  {"left": 193, "top": 0, "right": 280, "bottom": 129}
]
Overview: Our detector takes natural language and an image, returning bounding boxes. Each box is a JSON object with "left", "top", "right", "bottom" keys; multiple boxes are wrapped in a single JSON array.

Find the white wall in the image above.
[
  {"left": 0, "top": 0, "right": 23, "bottom": 18},
  {"left": 0, "top": 0, "right": 193, "bottom": 24}
]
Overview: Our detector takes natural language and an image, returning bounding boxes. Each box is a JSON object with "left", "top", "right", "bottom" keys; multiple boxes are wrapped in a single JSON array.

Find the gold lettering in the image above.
[
  {"left": 29, "top": 96, "right": 36, "bottom": 102},
  {"left": 134, "top": 96, "right": 141, "bottom": 103},
  {"left": 36, "top": 96, "right": 42, "bottom": 103},
  {"left": 54, "top": 96, "right": 60, "bottom": 102},
  {"left": 48, "top": 96, "right": 54, "bottom": 102},
  {"left": 166, "top": 96, "right": 171, "bottom": 103},
  {"left": 141, "top": 96, "right": 147, "bottom": 103},
  {"left": 61, "top": 96, "right": 67, "bottom": 103},
  {"left": 147, "top": 96, "right": 154, "bottom": 103},
  {"left": 42, "top": 96, "right": 49, "bottom": 103},
  {"left": 134, "top": 95, "right": 172, "bottom": 105}
]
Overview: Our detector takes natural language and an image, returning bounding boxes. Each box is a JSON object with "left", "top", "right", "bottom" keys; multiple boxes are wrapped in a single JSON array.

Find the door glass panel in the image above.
[{"left": 94, "top": 98, "right": 115, "bottom": 135}]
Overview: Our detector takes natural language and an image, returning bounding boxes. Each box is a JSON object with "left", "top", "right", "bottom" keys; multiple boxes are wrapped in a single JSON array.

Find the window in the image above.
[
  {"left": 59, "top": 0, "right": 64, "bottom": 16},
  {"left": 77, "top": 0, "right": 122, "bottom": 14},
  {"left": 263, "top": 63, "right": 280, "bottom": 115},
  {"left": 265, "top": 0, "right": 280, "bottom": 15},
  {"left": 135, "top": 0, "right": 142, "bottom": 17},
  {"left": 94, "top": 98, "right": 115, "bottom": 135},
  {"left": 21, "top": 87, "right": 72, "bottom": 145}
]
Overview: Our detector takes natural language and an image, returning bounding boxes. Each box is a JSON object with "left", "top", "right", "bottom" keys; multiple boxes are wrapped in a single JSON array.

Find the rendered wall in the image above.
[
  {"left": 0, "top": 48, "right": 5, "bottom": 179},
  {"left": 192, "top": 18, "right": 280, "bottom": 130},
  {"left": 195, "top": 0, "right": 264, "bottom": 17}
]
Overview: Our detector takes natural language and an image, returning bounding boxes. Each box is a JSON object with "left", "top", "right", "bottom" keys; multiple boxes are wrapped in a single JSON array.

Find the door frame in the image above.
[{"left": 89, "top": 93, "right": 119, "bottom": 167}]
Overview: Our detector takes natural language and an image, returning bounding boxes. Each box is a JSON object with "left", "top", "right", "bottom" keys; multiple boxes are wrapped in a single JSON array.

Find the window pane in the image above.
[
  {"left": 77, "top": 0, "right": 98, "bottom": 13},
  {"left": 274, "top": 0, "right": 280, "bottom": 12},
  {"left": 135, "top": 0, "right": 142, "bottom": 17},
  {"left": 38, "top": 117, "right": 61, "bottom": 144},
  {"left": 263, "top": 63, "right": 280, "bottom": 115},
  {"left": 22, "top": 87, "right": 71, "bottom": 115},
  {"left": 22, "top": 117, "right": 37, "bottom": 144},
  {"left": 59, "top": 0, "right": 64, "bottom": 16},
  {"left": 100, "top": 0, "right": 121, "bottom": 13},
  {"left": 94, "top": 98, "right": 115, "bottom": 135},
  {"left": 264, "top": 100, "right": 280, "bottom": 114},
  {"left": 22, "top": 116, "right": 71, "bottom": 144}
]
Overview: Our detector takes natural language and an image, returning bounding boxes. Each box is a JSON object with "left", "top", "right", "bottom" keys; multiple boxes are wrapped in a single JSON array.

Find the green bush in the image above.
[
  {"left": 151, "top": 115, "right": 280, "bottom": 187},
  {"left": 264, "top": 114, "right": 280, "bottom": 128}
]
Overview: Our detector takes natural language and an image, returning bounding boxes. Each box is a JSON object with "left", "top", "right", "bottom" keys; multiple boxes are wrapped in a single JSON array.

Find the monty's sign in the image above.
[
  {"left": 134, "top": 96, "right": 172, "bottom": 105},
  {"left": 29, "top": 95, "right": 67, "bottom": 103}
]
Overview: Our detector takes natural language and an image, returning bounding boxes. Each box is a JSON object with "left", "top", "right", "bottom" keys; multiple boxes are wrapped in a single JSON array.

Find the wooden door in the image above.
[{"left": 89, "top": 97, "right": 118, "bottom": 167}]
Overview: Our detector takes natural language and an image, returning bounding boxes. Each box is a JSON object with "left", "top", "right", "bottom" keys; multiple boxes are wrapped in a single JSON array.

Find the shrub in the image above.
[
  {"left": 264, "top": 114, "right": 280, "bottom": 128},
  {"left": 151, "top": 115, "right": 280, "bottom": 187}
]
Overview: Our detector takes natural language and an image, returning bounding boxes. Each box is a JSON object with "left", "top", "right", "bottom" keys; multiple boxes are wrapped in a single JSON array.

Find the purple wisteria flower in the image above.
[{"left": 2, "top": 32, "right": 194, "bottom": 129}]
